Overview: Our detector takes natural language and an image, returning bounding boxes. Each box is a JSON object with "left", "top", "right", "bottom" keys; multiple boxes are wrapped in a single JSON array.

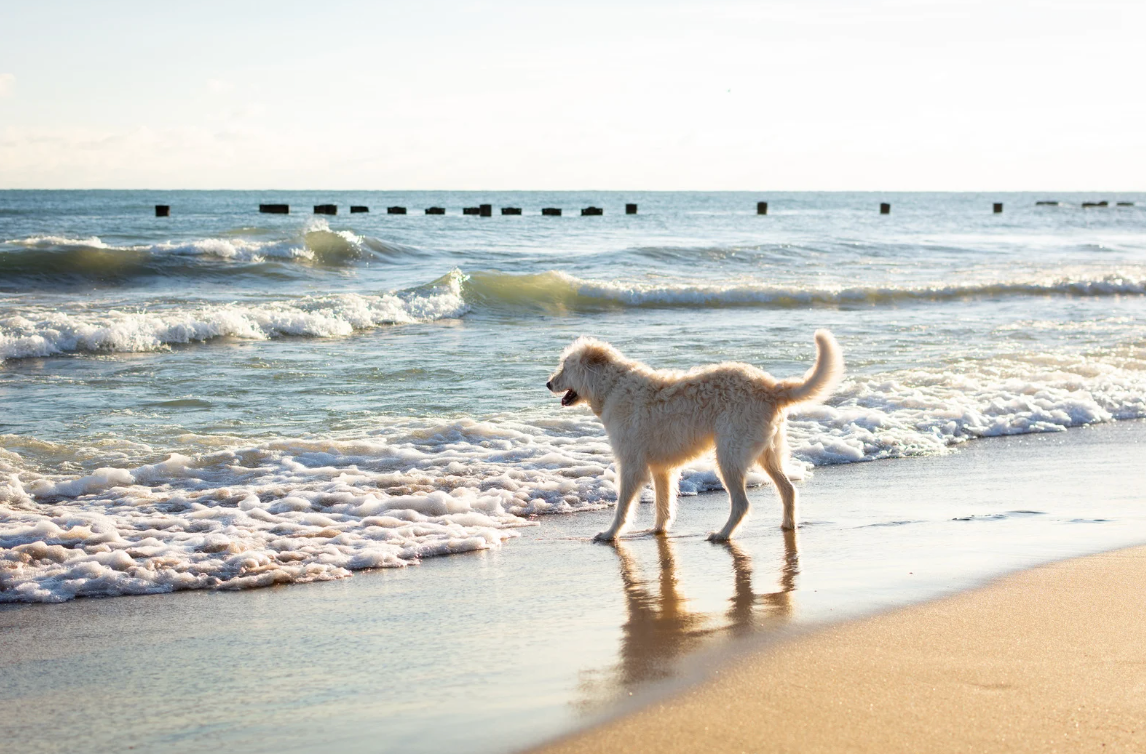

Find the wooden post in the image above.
[
  {"left": 581, "top": 206, "right": 603, "bottom": 216},
  {"left": 350, "top": 206, "right": 369, "bottom": 213},
  {"left": 259, "top": 204, "right": 289, "bottom": 214},
  {"left": 425, "top": 207, "right": 446, "bottom": 215},
  {"left": 757, "top": 201, "right": 768, "bottom": 215},
  {"left": 479, "top": 204, "right": 492, "bottom": 217},
  {"left": 542, "top": 208, "right": 562, "bottom": 216},
  {"left": 626, "top": 203, "right": 638, "bottom": 214},
  {"left": 501, "top": 207, "right": 522, "bottom": 215},
  {"left": 880, "top": 203, "right": 891, "bottom": 215},
  {"left": 155, "top": 205, "right": 170, "bottom": 217},
  {"left": 314, "top": 204, "right": 337, "bottom": 215},
  {"left": 463, "top": 207, "right": 480, "bottom": 215},
  {"left": 387, "top": 206, "right": 407, "bottom": 215},
  {"left": 993, "top": 203, "right": 1003, "bottom": 214}
]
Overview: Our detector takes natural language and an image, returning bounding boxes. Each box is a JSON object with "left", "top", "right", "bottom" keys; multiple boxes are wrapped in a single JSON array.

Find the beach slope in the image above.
[{"left": 535, "top": 545, "right": 1146, "bottom": 753}]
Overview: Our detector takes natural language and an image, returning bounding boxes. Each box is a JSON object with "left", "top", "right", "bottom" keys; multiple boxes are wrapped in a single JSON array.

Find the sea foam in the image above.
[
  {"left": 3, "top": 347, "right": 1145, "bottom": 602},
  {"left": 0, "top": 273, "right": 468, "bottom": 360}
]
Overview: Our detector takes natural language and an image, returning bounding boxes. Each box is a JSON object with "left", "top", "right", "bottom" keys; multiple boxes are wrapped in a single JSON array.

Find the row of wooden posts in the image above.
[
  {"left": 151, "top": 201, "right": 632, "bottom": 215},
  {"left": 151, "top": 200, "right": 1135, "bottom": 217},
  {"left": 268, "top": 203, "right": 626, "bottom": 216},
  {"left": 760, "top": 201, "right": 1133, "bottom": 215},
  {"left": 1039, "top": 200, "right": 1136, "bottom": 208}
]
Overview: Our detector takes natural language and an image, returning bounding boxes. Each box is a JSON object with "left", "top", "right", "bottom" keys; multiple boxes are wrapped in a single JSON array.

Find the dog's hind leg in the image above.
[
  {"left": 708, "top": 452, "right": 753, "bottom": 542},
  {"left": 595, "top": 462, "right": 649, "bottom": 542},
  {"left": 762, "top": 444, "right": 798, "bottom": 530},
  {"left": 651, "top": 468, "right": 679, "bottom": 535}
]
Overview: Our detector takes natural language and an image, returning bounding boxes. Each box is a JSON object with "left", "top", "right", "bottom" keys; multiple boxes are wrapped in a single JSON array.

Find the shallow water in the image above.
[{"left": 2, "top": 190, "right": 1145, "bottom": 601}]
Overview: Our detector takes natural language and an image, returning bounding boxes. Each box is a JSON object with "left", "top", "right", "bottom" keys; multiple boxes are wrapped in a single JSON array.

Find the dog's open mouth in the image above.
[{"left": 560, "top": 389, "right": 579, "bottom": 406}]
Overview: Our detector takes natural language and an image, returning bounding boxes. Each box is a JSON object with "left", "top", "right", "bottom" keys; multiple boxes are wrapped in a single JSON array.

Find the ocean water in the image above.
[{"left": 2, "top": 190, "right": 1145, "bottom": 603}]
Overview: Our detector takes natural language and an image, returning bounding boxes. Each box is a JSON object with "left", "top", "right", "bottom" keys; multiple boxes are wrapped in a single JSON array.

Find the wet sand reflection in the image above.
[
  {"left": 576, "top": 531, "right": 799, "bottom": 709},
  {"left": 726, "top": 530, "right": 799, "bottom": 638}
]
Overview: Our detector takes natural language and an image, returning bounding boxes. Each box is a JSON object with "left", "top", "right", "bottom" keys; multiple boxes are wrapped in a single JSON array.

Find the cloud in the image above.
[
  {"left": 206, "top": 78, "right": 234, "bottom": 95},
  {"left": 0, "top": 73, "right": 14, "bottom": 97}
]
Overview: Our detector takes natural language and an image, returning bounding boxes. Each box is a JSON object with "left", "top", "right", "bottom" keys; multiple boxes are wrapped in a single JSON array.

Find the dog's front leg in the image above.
[{"left": 594, "top": 463, "right": 649, "bottom": 542}]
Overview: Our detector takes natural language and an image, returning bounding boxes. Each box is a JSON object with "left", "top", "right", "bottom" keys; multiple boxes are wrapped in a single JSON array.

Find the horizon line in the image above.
[{"left": 2, "top": 188, "right": 1144, "bottom": 194}]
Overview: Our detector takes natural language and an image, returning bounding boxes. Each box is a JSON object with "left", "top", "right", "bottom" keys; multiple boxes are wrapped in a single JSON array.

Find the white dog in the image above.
[{"left": 547, "top": 330, "right": 843, "bottom": 541}]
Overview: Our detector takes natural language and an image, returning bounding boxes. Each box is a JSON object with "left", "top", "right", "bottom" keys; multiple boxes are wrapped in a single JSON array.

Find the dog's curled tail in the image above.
[{"left": 775, "top": 329, "right": 844, "bottom": 407}]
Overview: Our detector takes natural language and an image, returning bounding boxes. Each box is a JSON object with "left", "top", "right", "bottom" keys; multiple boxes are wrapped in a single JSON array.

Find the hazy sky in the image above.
[{"left": 1, "top": 0, "right": 1143, "bottom": 190}]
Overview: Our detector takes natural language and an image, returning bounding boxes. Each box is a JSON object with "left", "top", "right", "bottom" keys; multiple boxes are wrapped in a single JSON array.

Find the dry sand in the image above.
[{"left": 535, "top": 545, "right": 1146, "bottom": 753}]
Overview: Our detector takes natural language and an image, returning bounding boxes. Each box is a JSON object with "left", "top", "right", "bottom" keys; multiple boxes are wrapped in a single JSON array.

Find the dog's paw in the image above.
[
  {"left": 592, "top": 531, "right": 617, "bottom": 543},
  {"left": 706, "top": 531, "right": 730, "bottom": 543}
]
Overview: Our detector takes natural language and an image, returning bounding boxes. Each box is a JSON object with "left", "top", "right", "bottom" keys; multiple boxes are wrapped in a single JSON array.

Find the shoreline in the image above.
[
  {"left": 532, "top": 543, "right": 1146, "bottom": 753},
  {"left": 2, "top": 421, "right": 1145, "bottom": 753}
]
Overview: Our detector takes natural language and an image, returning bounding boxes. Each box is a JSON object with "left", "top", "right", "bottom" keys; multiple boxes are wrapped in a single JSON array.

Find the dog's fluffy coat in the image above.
[{"left": 547, "top": 330, "right": 843, "bottom": 541}]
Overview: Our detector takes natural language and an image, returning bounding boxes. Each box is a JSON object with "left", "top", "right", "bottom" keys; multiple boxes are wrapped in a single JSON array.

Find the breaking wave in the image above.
[
  {"left": 8, "top": 265, "right": 1146, "bottom": 362},
  {"left": 462, "top": 269, "right": 1146, "bottom": 313},
  {"left": 0, "top": 272, "right": 468, "bottom": 360},
  {"left": 0, "top": 221, "right": 418, "bottom": 284}
]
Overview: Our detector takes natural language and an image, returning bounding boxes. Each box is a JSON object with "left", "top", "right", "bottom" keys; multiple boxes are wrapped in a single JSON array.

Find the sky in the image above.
[{"left": 0, "top": 0, "right": 1143, "bottom": 190}]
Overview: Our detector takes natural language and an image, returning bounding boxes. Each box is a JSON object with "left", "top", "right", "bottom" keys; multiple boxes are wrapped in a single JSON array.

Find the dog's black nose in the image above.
[{"left": 546, "top": 380, "right": 552, "bottom": 390}]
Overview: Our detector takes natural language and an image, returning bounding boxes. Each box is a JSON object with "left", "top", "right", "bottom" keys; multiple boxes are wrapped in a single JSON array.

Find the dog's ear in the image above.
[{"left": 581, "top": 343, "right": 612, "bottom": 368}]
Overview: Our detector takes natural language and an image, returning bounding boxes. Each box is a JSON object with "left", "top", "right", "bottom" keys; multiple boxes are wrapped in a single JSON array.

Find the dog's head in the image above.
[{"left": 547, "top": 337, "right": 619, "bottom": 408}]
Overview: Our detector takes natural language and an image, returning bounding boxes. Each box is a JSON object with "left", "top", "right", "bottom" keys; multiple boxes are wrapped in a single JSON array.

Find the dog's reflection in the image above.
[
  {"left": 611, "top": 530, "right": 799, "bottom": 689},
  {"left": 725, "top": 529, "right": 799, "bottom": 637}
]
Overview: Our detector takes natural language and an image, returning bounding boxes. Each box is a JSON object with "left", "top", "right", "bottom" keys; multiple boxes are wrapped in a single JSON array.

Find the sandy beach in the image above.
[{"left": 536, "top": 544, "right": 1146, "bottom": 753}]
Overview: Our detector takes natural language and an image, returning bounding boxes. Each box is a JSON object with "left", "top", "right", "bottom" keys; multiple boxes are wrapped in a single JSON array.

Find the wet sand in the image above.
[
  {"left": 2, "top": 421, "right": 1146, "bottom": 753},
  {"left": 535, "top": 544, "right": 1146, "bottom": 753}
]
